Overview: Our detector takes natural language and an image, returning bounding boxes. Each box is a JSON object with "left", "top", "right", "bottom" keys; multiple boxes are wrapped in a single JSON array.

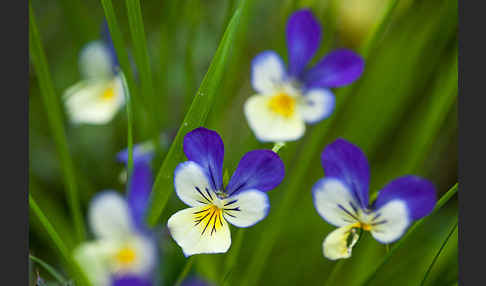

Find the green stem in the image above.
[
  {"left": 125, "top": 0, "right": 161, "bottom": 133},
  {"left": 120, "top": 71, "right": 134, "bottom": 178},
  {"left": 362, "top": 183, "right": 458, "bottom": 285},
  {"left": 174, "top": 257, "right": 195, "bottom": 286},
  {"left": 29, "top": 2, "right": 85, "bottom": 242},
  {"left": 29, "top": 195, "right": 91, "bottom": 286},
  {"left": 420, "top": 220, "right": 458, "bottom": 286},
  {"left": 323, "top": 260, "right": 345, "bottom": 286},
  {"left": 221, "top": 229, "right": 246, "bottom": 285}
]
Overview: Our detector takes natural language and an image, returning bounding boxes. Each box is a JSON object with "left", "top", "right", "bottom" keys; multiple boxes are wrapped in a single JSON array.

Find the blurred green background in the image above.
[{"left": 29, "top": 0, "right": 457, "bottom": 285}]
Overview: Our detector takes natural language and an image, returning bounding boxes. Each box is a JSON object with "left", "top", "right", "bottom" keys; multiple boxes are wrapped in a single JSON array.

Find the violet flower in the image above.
[
  {"left": 244, "top": 9, "right": 364, "bottom": 142},
  {"left": 312, "top": 139, "right": 436, "bottom": 260},
  {"left": 167, "top": 127, "right": 285, "bottom": 256}
]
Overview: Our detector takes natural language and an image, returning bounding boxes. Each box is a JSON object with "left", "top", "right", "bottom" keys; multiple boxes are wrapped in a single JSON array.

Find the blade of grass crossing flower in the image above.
[
  {"left": 240, "top": 2, "right": 402, "bottom": 284},
  {"left": 29, "top": 194, "right": 92, "bottom": 286},
  {"left": 361, "top": 183, "right": 458, "bottom": 285},
  {"left": 174, "top": 256, "right": 195, "bottom": 286},
  {"left": 29, "top": 255, "right": 67, "bottom": 284},
  {"left": 120, "top": 71, "right": 134, "bottom": 177},
  {"left": 125, "top": 0, "right": 161, "bottom": 130},
  {"left": 359, "top": 0, "right": 399, "bottom": 56},
  {"left": 99, "top": 0, "right": 151, "bottom": 140},
  {"left": 29, "top": 2, "right": 85, "bottom": 242},
  {"left": 420, "top": 220, "right": 458, "bottom": 286},
  {"left": 145, "top": 8, "right": 243, "bottom": 226}
]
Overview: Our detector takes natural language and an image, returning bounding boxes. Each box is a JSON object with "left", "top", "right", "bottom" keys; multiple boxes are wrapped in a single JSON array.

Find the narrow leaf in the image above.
[
  {"left": 29, "top": 2, "right": 85, "bottom": 242},
  {"left": 146, "top": 8, "right": 243, "bottom": 226}
]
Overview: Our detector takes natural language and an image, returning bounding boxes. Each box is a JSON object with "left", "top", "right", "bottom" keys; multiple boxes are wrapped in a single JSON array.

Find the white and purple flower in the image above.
[
  {"left": 74, "top": 152, "right": 157, "bottom": 286},
  {"left": 63, "top": 22, "right": 125, "bottom": 125},
  {"left": 167, "top": 127, "right": 285, "bottom": 256},
  {"left": 244, "top": 9, "right": 364, "bottom": 142},
  {"left": 312, "top": 139, "right": 437, "bottom": 260}
]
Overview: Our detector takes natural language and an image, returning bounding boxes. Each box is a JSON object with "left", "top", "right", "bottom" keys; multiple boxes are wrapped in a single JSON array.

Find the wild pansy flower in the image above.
[
  {"left": 167, "top": 127, "right": 285, "bottom": 256},
  {"left": 244, "top": 9, "right": 364, "bottom": 142},
  {"left": 63, "top": 23, "right": 124, "bottom": 125},
  {"left": 74, "top": 152, "right": 157, "bottom": 286},
  {"left": 312, "top": 139, "right": 436, "bottom": 260}
]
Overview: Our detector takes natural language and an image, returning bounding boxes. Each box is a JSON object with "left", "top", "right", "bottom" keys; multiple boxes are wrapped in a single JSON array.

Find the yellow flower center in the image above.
[
  {"left": 101, "top": 84, "right": 116, "bottom": 101},
  {"left": 115, "top": 246, "right": 137, "bottom": 266},
  {"left": 268, "top": 92, "right": 296, "bottom": 118},
  {"left": 193, "top": 204, "right": 225, "bottom": 235},
  {"left": 351, "top": 222, "right": 373, "bottom": 231}
]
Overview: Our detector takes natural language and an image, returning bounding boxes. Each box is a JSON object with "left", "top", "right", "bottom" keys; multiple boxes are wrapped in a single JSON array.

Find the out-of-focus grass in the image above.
[{"left": 29, "top": 0, "right": 458, "bottom": 285}]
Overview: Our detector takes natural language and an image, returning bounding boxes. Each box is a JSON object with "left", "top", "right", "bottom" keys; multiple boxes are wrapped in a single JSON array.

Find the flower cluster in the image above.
[{"left": 55, "top": 8, "right": 442, "bottom": 286}]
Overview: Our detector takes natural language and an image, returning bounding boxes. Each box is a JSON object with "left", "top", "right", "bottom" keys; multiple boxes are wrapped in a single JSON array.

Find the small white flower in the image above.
[
  {"left": 63, "top": 41, "right": 125, "bottom": 125},
  {"left": 74, "top": 192, "right": 156, "bottom": 286}
]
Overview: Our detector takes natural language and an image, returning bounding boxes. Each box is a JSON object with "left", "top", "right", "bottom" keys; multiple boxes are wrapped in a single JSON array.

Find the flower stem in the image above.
[
  {"left": 221, "top": 229, "right": 246, "bottom": 285},
  {"left": 174, "top": 256, "right": 195, "bottom": 286}
]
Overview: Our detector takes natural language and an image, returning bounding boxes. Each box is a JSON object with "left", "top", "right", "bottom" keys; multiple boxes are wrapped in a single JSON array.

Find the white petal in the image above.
[
  {"left": 223, "top": 189, "right": 269, "bottom": 228},
  {"left": 369, "top": 200, "right": 410, "bottom": 243},
  {"left": 79, "top": 41, "right": 114, "bottom": 79},
  {"left": 312, "top": 178, "right": 361, "bottom": 227},
  {"left": 73, "top": 241, "right": 113, "bottom": 286},
  {"left": 244, "top": 95, "right": 305, "bottom": 142},
  {"left": 298, "top": 89, "right": 335, "bottom": 123},
  {"left": 89, "top": 191, "right": 134, "bottom": 239},
  {"left": 174, "top": 161, "right": 217, "bottom": 207},
  {"left": 251, "top": 51, "right": 286, "bottom": 93},
  {"left": 323, "top": 224, "right": 359, "bottom": 260},
  {"left": 63, "top": 77, "right": 125, "bottom": 125},
  {"left": 167, "top": 206, "right": 231, "bottom": 257}
]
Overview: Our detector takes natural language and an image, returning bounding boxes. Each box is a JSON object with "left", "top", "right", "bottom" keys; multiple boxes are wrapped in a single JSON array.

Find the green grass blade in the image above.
[
  {"left": 362, "top": 183, "right": 458, "bottom": 285},
  {"left": 125, "top": 0, "right": 160, "bottom": 129},
  {"left": 120, "top": 71, "right": 134, "bottom": 177},
  {"left": 29, "top": 194, "right": 91, "bottom": 286},
  {"left": 100, "top": 0, "right": 152, "bottom": 140},
  {"left": 146, "top": 8, "right": 243, "bottom": 226},
  {"left": 29, "top": 255, "right": 67, "bottom": 284},
  {"left": 239, "top": 1, "right": 401, "bottom": 284},
  {"left": 174, "top": 256, "right": 195, "bottom": 286},
  {"left": 420, "top": 220, "right": 458, "bottom": 286},
  {"left": 29, "top": 2, "right": 85, "bottom": 242}
]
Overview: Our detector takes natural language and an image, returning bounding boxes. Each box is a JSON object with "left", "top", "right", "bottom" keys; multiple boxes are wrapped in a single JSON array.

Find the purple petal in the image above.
[
  {"left": 101, "top": 20, "right": 120, "bottom": 72},
  {"left": 112, "top": 276, "right": 152, "bottom": 286},
  {"left": 303, "top": 49, "right": 364, "bottom": 88},
  {"left": 373, "top": 176, "right": 437, "bottom": 221},
  {"left": 183, "top": 127, "right": 224, "bottom": 191},
  {"left": 226, "top": 150, "right": 285, "bottom": 196},
  {"left": 286, "top": 9, "right": 322, "bottom": 77},
  {"left": 117, "top": 142, "right": 155, "bottom": 165},
  {"left": 127, "top": 160, "right": 153, "bottom": 230},
  {"left": 181, "top": 277, "right": 212, "bottom": 286},
  {"left": 320, "top": 139, "right": 370, "bottom": 209}
]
